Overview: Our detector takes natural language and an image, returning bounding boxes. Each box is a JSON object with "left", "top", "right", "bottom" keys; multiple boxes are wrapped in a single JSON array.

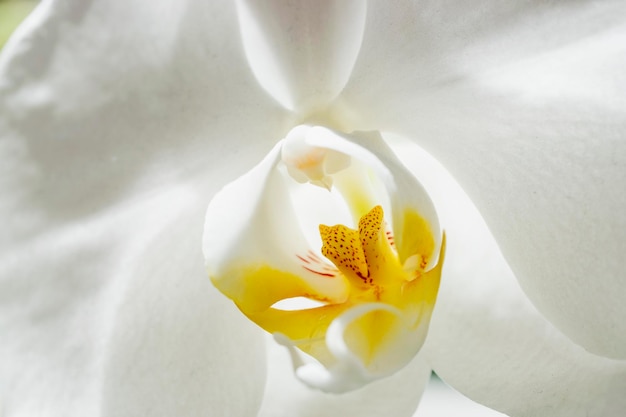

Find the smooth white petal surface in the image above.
[
  {"left": 388, "top": 136, "right": 626, "bottom": 417},
  {"left": 338, "top": 0, "right": 626, "bottom": 358},
  {"left": 258, "top": 335, "right": 431, "bottom": 417},
  {"left": 236, "top": 0, "right": 366, "bottom": 114},
  {"left": 101, "top": 198, "right": 265, "bottom": 417},
  {"left": 0, "top": 0, "right": 284, "bottom": 414}
]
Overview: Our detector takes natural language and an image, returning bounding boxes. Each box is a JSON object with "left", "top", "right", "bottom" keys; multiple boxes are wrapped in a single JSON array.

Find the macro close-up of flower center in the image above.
[{"left": 204, "top": 125, "right": 445, "bottom": 392}]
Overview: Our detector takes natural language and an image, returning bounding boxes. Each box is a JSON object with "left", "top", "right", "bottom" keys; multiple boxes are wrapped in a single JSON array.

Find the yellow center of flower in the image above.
[
  {"left": 320, "top": 205, "right": 402, "bottom": 292},
  {"left": 228, "top": 204, "right": 444, "bottom": 373},
  {"left": 205, "top": 126, "right": 445, "bottom": 392}
]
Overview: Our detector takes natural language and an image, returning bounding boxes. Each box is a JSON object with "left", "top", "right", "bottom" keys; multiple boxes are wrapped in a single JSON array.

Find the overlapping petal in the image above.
[
  {"left": 388, "top": 136, "right": 626, "bottom": 416},
  {"left": 337, "top": 0, "right": 626, "bottom": 359},
  {"left": 0, "top": 0, "right": 283, "bottom": 414}
]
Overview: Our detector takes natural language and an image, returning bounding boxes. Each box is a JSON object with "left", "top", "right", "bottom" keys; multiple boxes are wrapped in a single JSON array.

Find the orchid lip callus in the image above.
[{"left": 203, "top": 125, "right": 444, "bottom": 393}]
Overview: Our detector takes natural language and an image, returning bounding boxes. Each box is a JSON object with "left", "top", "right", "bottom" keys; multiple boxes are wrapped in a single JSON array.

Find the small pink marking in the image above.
[
  {"left": 296, "top": 255, "right": 310, "bottom": 264},
  {"left": 302, "top": 266, "right": 336, "bottom": 278},
  {"left": 297, "top": 251, "right": 337, "bottom": 278},
  {"left": 307, "top": 250, "right": 323, "bottom": 262}
]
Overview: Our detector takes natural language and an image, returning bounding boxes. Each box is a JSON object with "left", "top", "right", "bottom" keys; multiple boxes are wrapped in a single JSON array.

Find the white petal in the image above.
[
  {"left": 0, "top": 182, "right": 268, "bottom": 416},
  {"left": 236, "top": 0, "right": 366, "bottom": 114},
  {"left": 258, "top": 335, "right": 431, "bottom": 417},
  {"left": 339, "top": 0, "right": 626, "bottom": 112},
  {"left": 101, "top": 199, "right": 266, "bottom": 417},
  {"left": 337, "top": 1, "right": 626, "bottom": 358},
  {"left": 388, "top": 136, "right": 626, "bottom": 416},
  {"left": 1, "top": 0, "right": 282, "bottom": 413}
]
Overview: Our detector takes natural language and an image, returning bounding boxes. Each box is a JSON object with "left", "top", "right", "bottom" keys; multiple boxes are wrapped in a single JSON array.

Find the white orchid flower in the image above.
[{"left": 1, "top": 1, "right": 625, "bottom": 417}]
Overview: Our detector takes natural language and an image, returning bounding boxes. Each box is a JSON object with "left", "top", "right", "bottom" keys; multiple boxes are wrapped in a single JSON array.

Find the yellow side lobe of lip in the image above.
[
  {"left": 398, "top": 209, "right": 435, "bottom": 265},
  {"left": 211, "top": 265, "right": 346, "bottom": 315}
]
